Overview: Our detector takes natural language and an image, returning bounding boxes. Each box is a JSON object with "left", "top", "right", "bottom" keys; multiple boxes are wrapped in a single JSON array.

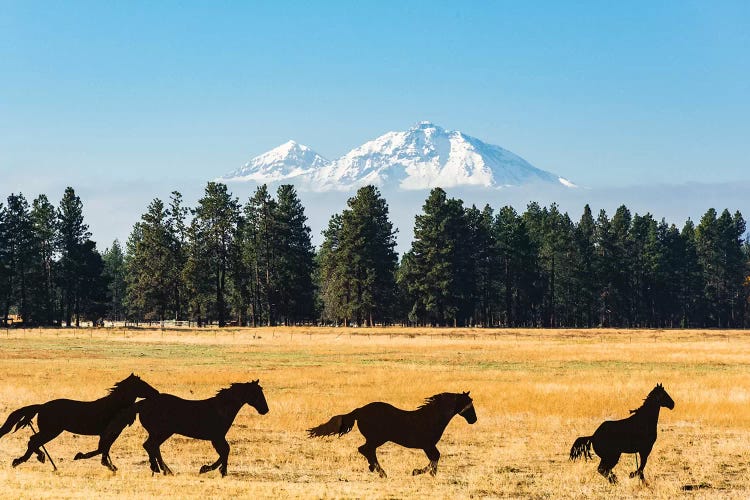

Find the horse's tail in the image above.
[
  {"left": 0, "top": 404, "right": 41, "bottom": 438},
  {"left": 307, "top": 409, "right": 357, "bottom": 438},
  {"left": 569, "top": 436, "right": 593, "bottom": 461}
]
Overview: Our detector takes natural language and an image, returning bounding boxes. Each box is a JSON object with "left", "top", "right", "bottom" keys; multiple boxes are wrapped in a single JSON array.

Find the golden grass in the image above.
[{"left": 0, "top": 327, "right": 749, "bottom": 498}]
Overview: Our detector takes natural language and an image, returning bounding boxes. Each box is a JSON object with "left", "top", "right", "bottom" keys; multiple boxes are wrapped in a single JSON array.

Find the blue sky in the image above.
[{"left": 1, "top": 1, "right": 749, "bottom": 248}]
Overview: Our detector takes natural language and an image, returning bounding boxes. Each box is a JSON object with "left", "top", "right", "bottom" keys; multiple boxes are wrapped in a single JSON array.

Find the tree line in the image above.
[{"left": 2, "top": 183, "right": 749, "bottom": 328}]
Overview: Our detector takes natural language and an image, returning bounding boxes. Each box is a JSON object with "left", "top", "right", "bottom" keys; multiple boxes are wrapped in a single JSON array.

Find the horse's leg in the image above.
[
  {"left": 73, "top": 448, "right": 101, "bottom": 461},
  {"left": 200, "top": 438, "right": 230, "bottom": 477},
  {"left": 629, "top": 448, "right": 652, "bottom": 483},
  {"left": 199, "top": 436, "right": 229, "bottom": 477},
  {"left": 12, "top": 429, "right": 61, "bottom": 468},
  {"left": 597, "top": 454, "right": 620, "bottom": 484},
  {"left": 357, "top": 442, "right": 386, "bottom": 478},
  {"left": 143, "top": 435, "right": 161, "bottom": 475},
  {"left": 412, "top": 445, "right": 440, "bottom": 476},
  {"left": 97, "top": 435, "right": 119, "bottom": 473},
  {"left": 74, "top": 437, "right": 116, "bottom": 472},
  {"left": 152, "top": 435, "right": 174, "bottom": 476}
]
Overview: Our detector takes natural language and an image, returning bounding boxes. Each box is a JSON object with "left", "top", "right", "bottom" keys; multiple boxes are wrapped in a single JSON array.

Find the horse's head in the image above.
[
  {"left": 114, "top": 373, "right": 160, "bottom": 399},
  {"left": 651, "top": 383, "right": 675, "bottom": 410},
  {"left": 244, "top": 379, "right": 269, "bottom": 415},
  {"left": 454, "top": 391, "right": 477, "bottom": 424}
]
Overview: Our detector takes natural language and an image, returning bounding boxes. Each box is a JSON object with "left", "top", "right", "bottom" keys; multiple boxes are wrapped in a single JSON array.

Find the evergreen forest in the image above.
[{"left": 2, "top": 183, "right": 749, "bottom": 328}]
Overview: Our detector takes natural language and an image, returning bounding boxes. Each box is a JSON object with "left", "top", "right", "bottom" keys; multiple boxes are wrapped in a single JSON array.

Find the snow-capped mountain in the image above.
[
  {"left": 223, "top": 140, "right": 329, "bottom": 183},
  {"left": 221, "top": 122, "right": 574, "bottom": 191}
]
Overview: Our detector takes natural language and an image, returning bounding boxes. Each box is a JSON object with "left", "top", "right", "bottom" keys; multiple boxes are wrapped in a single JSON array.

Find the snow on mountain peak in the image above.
[
  {"left": 221, "top": 123, "right": 574, "bottom": 191},
  {"left": 221, "top": 140, "right": 329, "bottom": 183}
]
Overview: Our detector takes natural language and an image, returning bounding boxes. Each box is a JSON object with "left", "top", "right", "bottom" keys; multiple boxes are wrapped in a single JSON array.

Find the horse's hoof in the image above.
[
  {"left": 74, "top": 453, "right": 84, "bottom": 460},
  {"left": 199, "top": 465, "right": 211, "bottom": 474},
  {"left": 37, "top": 454, "right": 46, "bottom": 464},
  {"left": 368, "top": 464, "right": 376, "bottom": 472},
  {"left": 11, "top": 459, "right": 21, "bottom": 468},
  {"left": 378, "top": 469, "right": 387, "bottom": 479}
]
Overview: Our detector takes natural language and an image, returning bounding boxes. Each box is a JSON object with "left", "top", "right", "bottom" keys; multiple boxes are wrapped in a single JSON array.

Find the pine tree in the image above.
[
  {"left": 468, "top": 205, "right": 495, "bottom": 326},
  {"left": 183, "top": 220, "right": 213, "bottom": 326},
  {"left": 125, "top": 198, "right": 177, "bottom": 322},
  {"left": 336, "top": 186, "right": 398, "bottom": 326},
  {"left": 166, "top": 191, "right": 189, "bottom": 321},
  {"left": 628, "top": 213, "right": 658, "bottom": 326},
  {"left": 493, "top": 206, "right": 521, "bottom": 326},
  {"left": 242, "top": 185, "right": 277, "bottom": 326},
  {"left": 0, "top": 202, "right": 9, "bottom": 325},
  {"left": 610, "top": 205, "right": 633, "bottom": 325},
  {"left": 30, "top": 195, "right": 57, "bottom": 325},
  {"left": 521, "top": 202, "right": 546, "bottom": 326},
  {"left": 57, "top": 187, "right": 91, "bottom": 326},
  {"left": 102, "top": 240, "right": 126, "bottom": 321},
  {"left": 191, "top": 182, "right": 239, "bottom": 327},
  {"left": 595, "top": 209, "right": 614, "bottom": 327},
  {"left": 274, "top": 185, "right": 316, "bottom": 325},
  {"left": 6, "top": 194, "right": 35, "bottom": 324},
  {"left": 696, "top": 208, "right": 724, "bottom": 326},
  {"left": 404, "top": 188, "right": 469, "bottom": 326},
  {"left": 679, "top": 219, "right": 704, "bottom": 327},
  {"left": 78, "top": 240, "right": 107, "bottom": 323},
  {"left": 573, "top": 205, "right": 597, "bottom": 327},
  {"left": 318, "top": 214, "right": 348, "bottom": 325}
]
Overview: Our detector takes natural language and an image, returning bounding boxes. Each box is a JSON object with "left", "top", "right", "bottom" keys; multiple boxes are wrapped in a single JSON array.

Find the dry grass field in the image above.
[{"left": 0, "top": 327, "right": 749, "bottom": 499}]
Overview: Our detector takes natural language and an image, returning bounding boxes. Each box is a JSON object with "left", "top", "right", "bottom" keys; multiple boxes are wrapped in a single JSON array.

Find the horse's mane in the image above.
[
  {"left": 418, "top": 393, "right": 455, "bottom": 410},
  {"left": 216, "top": 383, "right": 243, "bottom": 398},
  {"left": 216, "top": 382, "right": 258, "bottom": 399},
  {"left": 629, "top": 385, "right": 662, "bottom": 415},
  {"left": 108, "top": 375, "right": 141, "bottom": 394}
]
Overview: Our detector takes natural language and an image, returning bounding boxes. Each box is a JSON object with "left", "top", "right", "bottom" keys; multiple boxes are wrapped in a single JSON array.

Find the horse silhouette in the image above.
[
  {"left": 0, "top": 373, "right": 159, "bottom": 471},
  {"left": 90, "top": 380, "right": 268, "bottom": 477},
  {"left": 569, "top": 383, "right": 674, "bottom": 484},
  {"left": 307, "top": 391, "right": 476, "bottom": 477}
]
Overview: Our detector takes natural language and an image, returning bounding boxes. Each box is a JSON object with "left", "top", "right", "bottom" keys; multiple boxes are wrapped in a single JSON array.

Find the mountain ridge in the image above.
[{"left": 221, "top": 122, "right": 575, "bottom": 191}]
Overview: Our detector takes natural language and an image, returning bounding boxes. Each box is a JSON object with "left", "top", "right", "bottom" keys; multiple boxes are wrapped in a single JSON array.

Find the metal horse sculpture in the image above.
[
  {"left": 0, "top": 373, "right": 159, "bottom": 471},
  {"left": 569, "top": 383, "right": 675, "bottom": 484},
  {"left": 308, "top": 391, "right": 476, "bottom": 478},
  {"left": 91, "top": 380, "right": 269, "bottom": 477}
]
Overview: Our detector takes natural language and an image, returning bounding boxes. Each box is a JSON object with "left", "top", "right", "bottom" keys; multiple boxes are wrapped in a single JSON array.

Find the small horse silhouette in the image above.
[
  {"left": 89, "top": 380, "right": 268, "bottom": 477},
  {"left": 307, "top": 392, "right": 476, "bottom": 477},
  {"left": 0, "top": 374, "right": 159, "bottom": 471},
  {"left": 570, "top": 383, "right": 674, "bottom": 484}
]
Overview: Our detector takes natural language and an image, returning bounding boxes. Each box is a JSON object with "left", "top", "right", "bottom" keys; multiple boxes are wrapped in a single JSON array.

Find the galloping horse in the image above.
[
  {"left": 0, "top": 373, "right": 159, "bottom": 471},
  {"left": 91, "top": 380, "right": 269, "bottom": 477},
  {"left": 308, "top": 391, "right": 476, "bottom": 478},
  {"left": 569, "top": 383, "right": 675, "bottom": 484}
]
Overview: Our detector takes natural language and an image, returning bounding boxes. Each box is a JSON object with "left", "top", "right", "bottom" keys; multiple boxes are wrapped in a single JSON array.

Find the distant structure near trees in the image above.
[{"left": 2, "top": 183, "right": 748, "bottom": 328}]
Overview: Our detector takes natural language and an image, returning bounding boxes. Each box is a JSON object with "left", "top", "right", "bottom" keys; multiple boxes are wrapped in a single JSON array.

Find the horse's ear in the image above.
[{"left": 253, "top": 379, "right": 259, "bottom": 384}]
